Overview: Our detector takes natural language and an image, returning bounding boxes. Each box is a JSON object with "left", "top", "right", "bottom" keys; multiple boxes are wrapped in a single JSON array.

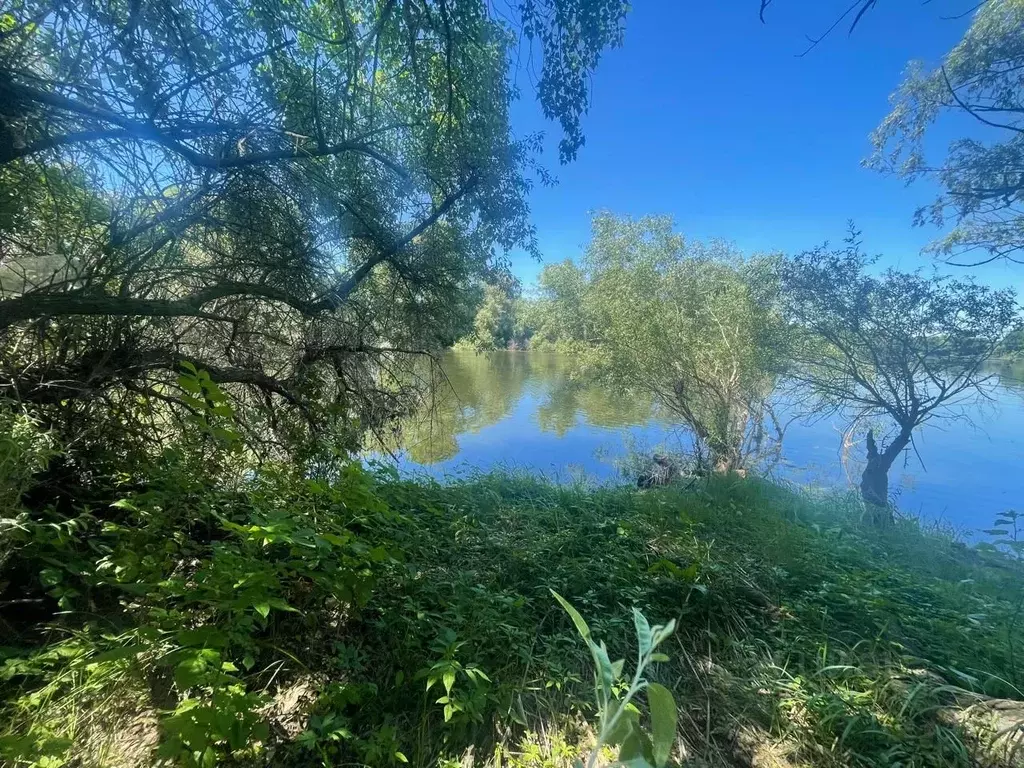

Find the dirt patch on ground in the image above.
[{"left": 952, "top": 698, "right": 1024, "bottom": 767}]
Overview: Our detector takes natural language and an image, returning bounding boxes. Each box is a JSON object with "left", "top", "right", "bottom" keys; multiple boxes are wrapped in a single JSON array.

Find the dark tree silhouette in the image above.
[{"left": 781, "top": 232, "right": 1021, "bottom": 521}]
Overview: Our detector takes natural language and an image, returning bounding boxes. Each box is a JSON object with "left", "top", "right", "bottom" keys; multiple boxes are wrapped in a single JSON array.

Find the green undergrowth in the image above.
[{"left": 3, "top": 443, "right": 1024, "bottom": 767}]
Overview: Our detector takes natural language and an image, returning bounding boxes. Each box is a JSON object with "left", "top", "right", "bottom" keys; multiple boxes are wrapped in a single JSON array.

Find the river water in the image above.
[{"left": 390, "top": 351, "right": 1023, "bottom": 535}]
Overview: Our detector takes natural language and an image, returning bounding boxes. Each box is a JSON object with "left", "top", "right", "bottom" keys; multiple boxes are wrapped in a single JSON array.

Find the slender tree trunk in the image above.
[
  {"left": 671, "top": 382, "right": 750, "bottom": 476},
  {"left": 859, "top": 426, "right": 913, "bottom": 524},
  {"left": 860, "top": 430, "right": 890, "bottom": 522}
]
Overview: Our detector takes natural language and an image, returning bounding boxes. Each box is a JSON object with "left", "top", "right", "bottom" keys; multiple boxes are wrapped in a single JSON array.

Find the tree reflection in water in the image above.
[{"left": 392, "top": 351, "right": 665, "bottom": 463}]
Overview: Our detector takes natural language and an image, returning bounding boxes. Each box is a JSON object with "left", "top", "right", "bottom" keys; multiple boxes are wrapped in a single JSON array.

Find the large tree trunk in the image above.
[{"left": 859, "top": 426, "right": 913, "bottom": 525}]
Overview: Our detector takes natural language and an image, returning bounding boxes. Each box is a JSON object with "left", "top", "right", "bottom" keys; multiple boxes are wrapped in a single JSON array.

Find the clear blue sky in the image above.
[{"left": 508, "top": 0, "right": 1022, "bottom": 290}]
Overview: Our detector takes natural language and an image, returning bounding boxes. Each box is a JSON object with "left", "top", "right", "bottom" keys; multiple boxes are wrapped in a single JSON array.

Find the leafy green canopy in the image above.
[
  {"left": 459, "top": 283, "right": 516, "bottom": 350},
  {"left": 0, "top": 0, "right": 626, "bottom": 463},
  {"left": 999, "top": 327, "right": 1024, "bottom": 359},
  {"left": 869, "top": 0, "right": 1024, "bottom": 265},
  {"left": 530, "top": 258, "right": 595, "bottom": 349},
  {"left": 535, "top": 213, "right": 788, "bottom": 472}
]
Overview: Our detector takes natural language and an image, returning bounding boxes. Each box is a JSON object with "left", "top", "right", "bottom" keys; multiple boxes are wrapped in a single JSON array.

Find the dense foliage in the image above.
[
  {"left": 2, "top": 3, "right": 1023, "bottom": 767},
  {"left": 529, "top": 213, "right": 788, "bottom": 473},
  {"left": 998, "top": 328, "right": 1024, "bottom": 360},
  {"left": 0, "top": 0, "right": 626, "bottom": 468},
  {"left": 455, "top": 283, "right": 536, "bottom": 352}
]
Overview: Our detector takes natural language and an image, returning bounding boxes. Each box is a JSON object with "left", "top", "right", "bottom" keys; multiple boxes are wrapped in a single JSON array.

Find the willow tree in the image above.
[
  {"left": 869, "top": 0, "right": 1024, "bottom": 266},
  {"left": 530, "top": 259, "right": 597, "bottom": 350},
  {"left": 0, "top": 0, "right": 627, "bottom": 466},
  {"left": 781, "top": 234, "right": 1021, "bottom": 520},
  {"left": 541, "top": 213, "right": 788, "bottom": 473},
  {"left": 456, "top": 283, "right": 519, "bottom": 351}
]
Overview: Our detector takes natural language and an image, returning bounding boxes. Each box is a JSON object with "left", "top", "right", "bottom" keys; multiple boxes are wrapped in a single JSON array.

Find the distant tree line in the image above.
[
  {"left": 454, "top": 283, "right": 536, "bottom": 351},
  {"left": 997, "top": 328, "right": 1024, "bottom": 360}
]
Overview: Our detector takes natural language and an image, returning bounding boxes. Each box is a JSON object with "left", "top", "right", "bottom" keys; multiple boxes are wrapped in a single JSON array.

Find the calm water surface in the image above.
[{"left": 391, "top": 351, "right": 1024, "bottom": 534}]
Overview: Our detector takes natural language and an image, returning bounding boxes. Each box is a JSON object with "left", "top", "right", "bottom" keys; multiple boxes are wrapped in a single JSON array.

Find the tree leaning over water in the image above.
[
  {"left": 0, "top": 0, "right": 627, "bottom": 467},
  {"left": 781, "top": 232, "right": 1021, "bottom": 521},
  {"left": 535, "top": 213, "right": 789, "bottom": 474}
]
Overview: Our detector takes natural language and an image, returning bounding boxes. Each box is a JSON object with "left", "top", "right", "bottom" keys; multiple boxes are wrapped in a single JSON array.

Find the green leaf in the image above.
[
  {"left": 173, "top": 649, "right": 221, "bottom": 689},
  {"left": 204, "top": 385, "right": 227, "bottom": 403},
  {"left": 180, "top": 394, "right": 206, "bottom": 410},
  {"left": 212, "top": 427, "right": 239, "bottom": 443},
  {"left": 619, "top": 728, "right": 653, "bottom": 765},
  {"left": 618, "top": 727, "right": 644, "bottom": 762},
  {"left": 442, "top": 669, "right": 456, "bottom": 694},
  {"left": 651, "top": 619, "right": 676, "bottom": 649},
  {"left": 647, "top": 682, "right": 677, "bottom": 767},
  {"left": 550, "top": 589, "right": 591, "bottom": 640},
  {"left": 268, "top": 597, "right": 298, "bottom": 613},
  {"left": 610, "top": 658, "right": 625, "bottom": 681},
  {"left": 320, "top": 532, "right": 350, "bottom": 547},
  {"left": 650, "top": 652, "right": 670, "bottom": 663},
  {"left": 604, "top": 703, "right": 640, "bottom": 746},
  {"left": 633, "top": 607, "right": 653, "bottom": 657},
  {"left": 177, "top": 375, "right": 202, "bottom": 394},
  {"left": 680, "top": 562, "right": 699, "bottom": 582},
  {"left": 591, "top": 640, "right": 615, "bottom": 701},
  {"left": 253, "top": 602, "right": 271, "bottom": 619},
  {"left": 176, "top": 627, "right": 228, "bottom": 648}
]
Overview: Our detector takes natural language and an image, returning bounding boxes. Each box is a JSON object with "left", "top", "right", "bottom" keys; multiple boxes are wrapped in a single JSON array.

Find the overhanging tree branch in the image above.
[
  {"left": 0, "top": 175, "right": 478, "bottom": 328},
  {"left": 2, "top": 81, "right": 412, "bottom": 177}
]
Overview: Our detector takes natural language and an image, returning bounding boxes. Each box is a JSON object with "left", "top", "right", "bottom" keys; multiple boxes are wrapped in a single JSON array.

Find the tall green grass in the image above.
[{"left": 3, "top": 467, "right": 1023, "bottom": 767}]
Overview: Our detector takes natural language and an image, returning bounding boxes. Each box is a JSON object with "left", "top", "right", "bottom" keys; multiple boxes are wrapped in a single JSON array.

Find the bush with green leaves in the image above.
[
  {"left": 0, "top": 389, "right": 400, "bottom": 767},
  {"left": 551, "top": 592, "right": 677, "bottom": 768},
  {"left": 530, "top": 213, "right": 788, "bottom": 473}
]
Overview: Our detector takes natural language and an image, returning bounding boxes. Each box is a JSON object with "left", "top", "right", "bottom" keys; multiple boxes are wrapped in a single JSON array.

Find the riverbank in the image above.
[
  {"left": 389, "top": 350, "right": 1024, "bottom": 535},
  {"left": 2, "top": 469, "right": 1023, "bottom": 767}
]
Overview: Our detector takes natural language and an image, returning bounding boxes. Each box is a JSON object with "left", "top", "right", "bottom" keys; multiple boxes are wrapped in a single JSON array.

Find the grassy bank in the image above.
[{"left": 2, "top": 461, "right": 1023, "bottom": 767}]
